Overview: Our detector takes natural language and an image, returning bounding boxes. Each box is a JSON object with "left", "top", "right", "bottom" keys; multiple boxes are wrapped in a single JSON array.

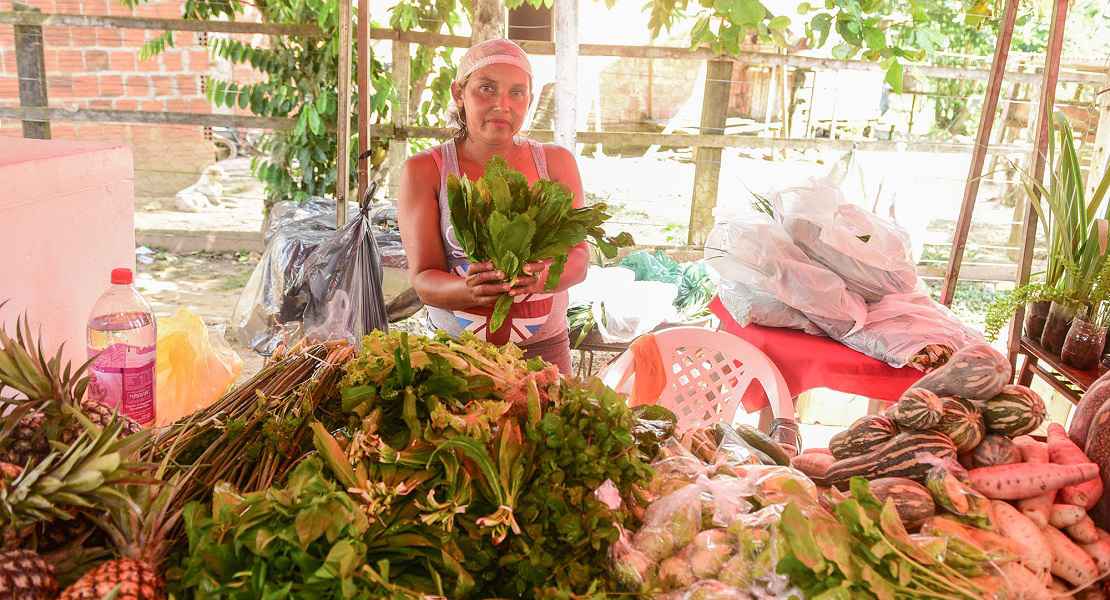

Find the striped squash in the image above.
[
  {"left": 935, "top": 397, "right": 985, "bottom": 453},
  {"left": 825, "top": 431, "right": 958, "bottom": 487},
  {"left": 983, "top": 385, "right": 1046, "bottom": 437},
  {"left": 886, "top": 388, "right": 944, "bottom": 430},
  {"left": 829, "top": 415, "right": 899, "bottom": 460},
  {"left": 869, "top": 477, "right": 936, "bottom": 531}
]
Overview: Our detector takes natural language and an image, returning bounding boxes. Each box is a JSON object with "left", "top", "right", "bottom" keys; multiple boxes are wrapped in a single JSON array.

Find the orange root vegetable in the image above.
[
  {"left": 922, "top": 515, "right": 1024, "bottom": 559},
  {"left": 968, "top": 462, "right": 1100, "bottom": 500},
  {"left": 1068, "top": 516, "right": 1102, "bottom": 545},
  {"left": 999, "top": 562, "right": 1052, "bottom": 600},
  {"left": 1014, "top": 437, "right": 1055, "bottom": 526},
  {"left": 1043, "top": 525, "right": 1100, "bottom": 586},
  {"left": 1050, "top": 504, "right": 1089, "bottom": 529},
  {"left": 992, "top": 500, "right": 1051, "bottom": 578},
  {"left": 801, "top": 447, "right": 833, "bottom": 456},
  {"left": 1049, "top": 423, "right": 1104, "bottom": 510},
  {"left": 1082, "top": 538, "right": 1110, "bottom": 573},
  {"left": 791, "top": 453, "right": 834, "bottom": 479}
]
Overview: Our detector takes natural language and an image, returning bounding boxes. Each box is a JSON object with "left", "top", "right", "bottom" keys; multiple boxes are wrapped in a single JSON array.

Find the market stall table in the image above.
[
  {"left": 1017, "top": 336, "right": 1108, "bottom": 404},
  {"left": 709, "top": 296, "right": 924, "bottom": 413}
]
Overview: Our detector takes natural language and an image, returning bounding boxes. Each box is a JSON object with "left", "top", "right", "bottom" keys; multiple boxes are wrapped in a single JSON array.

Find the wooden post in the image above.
[
  {"left": 356, "top": 0, "right": 369, "bottom": 203},
  {"left": 687, "top": 58, "right": 732, "bottom": 246},
  {"left": 939, "top": 0, "right": 1019, "bottom": 306},
  {"left": 1007, "top": 0, "right": 1071, "bottom": 362},
  {"left": 471, "top": 0, "right": 504, "bottom": 43},
  {"left": 387, "top": 40, "right": 411, "bottom": 201},
  {"left": 1088, "top": 75, "right": 1110, "bottom": 198},
  {"left": 336, "top": 0, "right": 353, "bottom": 226},
  {"left": 553, "top": 0, "right": 577, "bottom": 149},
  {"left": 13, "top": 3, "right": 49, "bottom": 139}
]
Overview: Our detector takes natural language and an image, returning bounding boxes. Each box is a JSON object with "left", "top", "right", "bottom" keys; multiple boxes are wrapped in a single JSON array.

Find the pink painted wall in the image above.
[{"left": 0, "top": 137, "right": 135, "bottom": 368}]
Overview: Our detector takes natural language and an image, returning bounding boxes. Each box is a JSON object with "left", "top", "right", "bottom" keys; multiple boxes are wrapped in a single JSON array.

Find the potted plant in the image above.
[
  {"left": 1062, "top": 259, "right": 1110, "bottom": 370},
  {"left": 985, "top": 113, "right": 1110, "bottom": 351}
]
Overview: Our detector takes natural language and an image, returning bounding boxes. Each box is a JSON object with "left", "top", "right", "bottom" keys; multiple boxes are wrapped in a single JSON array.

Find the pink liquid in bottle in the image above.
[{"left": 86, "top": 268, "right": 157, "bottom": 425}]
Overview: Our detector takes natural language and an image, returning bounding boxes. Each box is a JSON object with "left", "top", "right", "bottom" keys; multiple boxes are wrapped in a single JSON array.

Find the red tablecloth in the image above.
[{"left": 710, "top": 297, "right": 924, "bottom": 412}]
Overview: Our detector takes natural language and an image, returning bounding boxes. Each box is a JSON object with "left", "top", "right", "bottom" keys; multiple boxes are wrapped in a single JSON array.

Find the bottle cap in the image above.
[{"left": 110, "top": 268, "right": 133, "bottom": 285}]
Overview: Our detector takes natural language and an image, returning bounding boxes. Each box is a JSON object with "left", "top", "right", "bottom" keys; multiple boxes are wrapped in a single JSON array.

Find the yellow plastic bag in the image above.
[{"left": 155, "top": 308, "right": 242, "bottom": 426}]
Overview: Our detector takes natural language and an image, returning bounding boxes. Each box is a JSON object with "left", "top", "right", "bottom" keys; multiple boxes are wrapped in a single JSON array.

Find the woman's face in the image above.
[{"left": 454, "top": 63, "right": 531, "bottom": 145}]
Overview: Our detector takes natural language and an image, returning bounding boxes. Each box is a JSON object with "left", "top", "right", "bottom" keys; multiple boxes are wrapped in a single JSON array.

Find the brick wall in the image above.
[{"left": 0, "top": 0, "right": 226, "bottom": 198}]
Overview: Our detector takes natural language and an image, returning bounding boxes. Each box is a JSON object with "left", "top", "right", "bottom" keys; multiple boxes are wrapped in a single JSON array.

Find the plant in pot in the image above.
[
  {"left": 1062, "top": 259, "right": 1110, "bottom": 370},
  {"left": 986, "top": 113, "right": 1110, "bottom": 351}
]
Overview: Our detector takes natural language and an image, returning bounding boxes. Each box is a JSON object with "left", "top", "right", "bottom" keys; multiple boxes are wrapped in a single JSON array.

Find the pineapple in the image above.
[
  {"left": 59, "top": 479, "right": 181, "bottom": 600},
  {"left": 0, "top": 412, "right": 49, "bottom": 467},
  {"left": 0, "top": 549, "right": 59, "bottom": 600}
]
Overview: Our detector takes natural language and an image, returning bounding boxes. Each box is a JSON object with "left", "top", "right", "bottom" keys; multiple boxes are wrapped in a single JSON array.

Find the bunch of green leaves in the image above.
[
  {"left": 176, "top": 457, "right": 427, "bottom": 599},
  {"left": 1024, "top": 112, "right": 1110, "bottom": 304},
  {"left": 448, "top": 156, "right": 634, "bottom": 333},
  {"left": 776, "top": 478, "right": 991, "bottom": 599},
  {"left": 982, "top": 282, "right": 1068, "bottom": 341}
]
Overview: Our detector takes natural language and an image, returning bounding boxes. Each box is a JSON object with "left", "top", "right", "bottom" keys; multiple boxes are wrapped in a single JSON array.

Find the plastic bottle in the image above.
[{"left": 86, "top": 268, "right": 157, "bottom": 426}]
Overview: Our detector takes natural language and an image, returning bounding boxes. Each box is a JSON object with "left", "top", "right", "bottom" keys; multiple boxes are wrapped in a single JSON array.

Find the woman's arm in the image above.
[
  {"left": 397, "top": 153, "right": 509, "bottom": 310},
  {"left": 543, "top": 144, "right": 590, "bottom": 292}
]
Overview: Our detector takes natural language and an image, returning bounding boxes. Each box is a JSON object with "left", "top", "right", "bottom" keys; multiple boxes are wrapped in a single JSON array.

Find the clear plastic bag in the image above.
[
  {"left": 155, "top": 308, "right": 242, "bottom": 426},
  {"left": 717, "top": 279, "right": 823, "bottom": 336},
  {"left": 592, "top": 280, "right": 678, "bottom": 343},
  {"left": 830, "top": 292, "right": 984, "bottom": 369},
  {"left": 774, "top": 178, "right": 918, "bottom": 302},
  {"left": 705, "top": 217, "right": 867, "bottom": 337}
]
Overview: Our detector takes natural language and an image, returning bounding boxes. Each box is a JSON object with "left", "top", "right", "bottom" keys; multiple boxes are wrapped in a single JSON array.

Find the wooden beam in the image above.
[
  {"left": 553, "top": 0, "right": 577, "bottom": 149},
  {"left": 0, "top": 106, "right": 293, "bottom": 128},
  {"left": 356, "top": 0, "right": 369, "bottom": 203},
  {"left": 364, "top": 28, "right": 1104, "bottom": 84},
  {"left": 1008, "top": 0, "right": 1071, "bottom": 364},
  {"left": 335, "top": 0, "right": 353, "bottom": 225},
  {"left": 687, "top": 59, "right": 732, "bottom": 247},
  {"left": 1089, "top": 77, "right": 1110, "bottom": 198},
  {"left": 0, "top": 11, "right": 324, "bottom": 36},
  {"left": 470, "top": 0, "right": 504, "bottom": 43},
  {"left": 940, "top": 0, "right": 1019, "bottom": 306},
  {"left": 371, "top": 124, "right": 1034, "bottom": 154},
  {"left": 13, "top": 3, "right": 49, "bottom": 139},
  {"left": 386, "top": 39, "right": 411, "bottom": 201}
]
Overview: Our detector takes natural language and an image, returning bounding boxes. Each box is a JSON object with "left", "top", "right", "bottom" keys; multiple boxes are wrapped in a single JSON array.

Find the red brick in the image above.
[
  {"left": 96, "top": 29, "right": 123, "bottom": 47},
  {"left": 47, "top": 75, "right": 74, "bottom": 94},
  {"left": 187, "top": 49, "right": 209, "bottom": 71},
  {"left": 123, "top": 74, "right": 150, "bottom": 96},
  {"left": 165, "top": 98, "right": 193, "bottom": 112},
  {"left": 83, "top": 0, "right": 110, "bottom": 14},
  {"left": 138, "top": 56, "right": 161, "bottom": 72},
  {"left": 54, "top": 0, "right": 82, "bottom": 11},
  {"left": 175, "top": 74, "right": 197, "bottom": 95},
  {"left": 0, "top": 29, "right": 14, "bottom": 48},
  {"left": 137, "top": 99, "right": 165, "bottom": 111},
  {"left": 108, "top": 51, "right": 135, "bottom": 72},
  {"left": 56, "top": 49, "right": 84, "bottom": 71},
  {"left": 150, "top": 74, "right": 173, "bottom": 96},
  {"left": 84, "top": 49, "right": 110, "bottom": 71},
  {"left": 88, "top": 98, "right": 113, "bottom": 109},
  {"left": 99, "top": 74, "right": 123, "bottom": 96},
  {"left": 0, "top": 78, "right": 18, "bottom": 99},
  {"left": 113, "top": 98, "right": 138, "bottom": 110},
  {"left": 161, "top": 51, "right": 183, "bottom": 72},
  {"left": 122, "top": 29, "right": 147, "bottom": 45},
  {"left": 72, "top": 75, "right": 98, "bottom": 97},
  {"left": 43, "top": 28, "right": 71, "bottom": 47},
  {"left": 71, "top": 28, "right": 97, "bottom": 48}
]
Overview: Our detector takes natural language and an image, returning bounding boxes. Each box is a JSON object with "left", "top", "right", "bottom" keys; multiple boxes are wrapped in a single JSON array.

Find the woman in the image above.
[{"left": 397, "top": 39, "right": 588, "bottom": 374}]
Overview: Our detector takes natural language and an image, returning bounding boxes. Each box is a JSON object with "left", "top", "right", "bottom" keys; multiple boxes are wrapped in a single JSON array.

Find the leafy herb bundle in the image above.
[
  {"left": 313, "top": 330, "right": 652, "bottom": 598},
  {"left": 447, "top": 156, "right": 633, "bottom": 333}
]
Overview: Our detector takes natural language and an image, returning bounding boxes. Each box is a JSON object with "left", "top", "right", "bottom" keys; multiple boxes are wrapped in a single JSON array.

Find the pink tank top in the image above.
[{"left": 425, "top": 138, "right": 569, "bottom": 347}]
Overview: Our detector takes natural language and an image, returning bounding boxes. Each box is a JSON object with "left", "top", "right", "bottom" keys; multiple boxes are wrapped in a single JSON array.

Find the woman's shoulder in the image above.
[{"left": 536, "top": 142, "right": 576, "bottom": 171}]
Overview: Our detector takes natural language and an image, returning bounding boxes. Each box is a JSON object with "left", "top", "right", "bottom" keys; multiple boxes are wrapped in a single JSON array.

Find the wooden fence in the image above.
[{"left": 3, "top": 8, "right": 1108, "bottom": 277}]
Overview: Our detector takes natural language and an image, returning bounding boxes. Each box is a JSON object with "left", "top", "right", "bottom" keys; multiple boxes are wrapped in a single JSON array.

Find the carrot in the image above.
[
  {"left": 1082, "top": 538, "right": 1110, "bottom": 573},
  {"left": 1043, "top": 525, "right": 1100, "bottom": 586},
  {"left": 1015, "top": 437, "right": 1055, "bottom": 527},
  {"left": 999, "top": 562, "right": 1052, "bottom": 600},
  {"left": 922, "top": 515, "right": 1024, "bottom": 560},
  {"left": 968, "top": 462, "right": 1101, "bottom": 500},
  {"left": 1050, "top": 504, "right": 1089, "bottom": 528},
  {"left": 991, "top": 500, "right": 1051, "bottom": 578},
  {"left": 1049, "top": 423, "right": 1104, "bottom": 509},
  {"left": 1069, "top": 516, "right": 1102, "bottom": 545}
]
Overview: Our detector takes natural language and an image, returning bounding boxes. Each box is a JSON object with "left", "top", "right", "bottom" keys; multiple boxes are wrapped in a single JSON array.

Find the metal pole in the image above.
[{"left": 939, "top": 0, "right": 1019, "bottom": 306}]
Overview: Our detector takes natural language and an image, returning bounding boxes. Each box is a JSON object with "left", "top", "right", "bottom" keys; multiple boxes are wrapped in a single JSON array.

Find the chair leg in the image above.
[{"left": 757, "top": 406, "right": 774, "bottom": 433}]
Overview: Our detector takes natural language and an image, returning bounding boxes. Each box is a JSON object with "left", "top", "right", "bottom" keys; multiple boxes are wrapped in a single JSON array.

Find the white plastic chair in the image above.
[{"left": 600, "top": 326, "right": 794, "bottom": 433}]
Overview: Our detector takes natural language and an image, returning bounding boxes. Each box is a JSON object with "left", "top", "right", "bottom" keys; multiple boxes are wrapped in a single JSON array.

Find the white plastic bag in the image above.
[
  {"left": 774, "top": 179, "right": 918, "bottom": 302},
  {"left": 704, "top": 217, "right": 867, "bottom": 337},
  {"left": 833, "top": 292, "right": 984, "bottom": 369},
  {"left": 716, "top": 279, "right": 824, "bottom": 336},
  {"left": 593, "top": 280, "right": 678, "bottom": 343}
]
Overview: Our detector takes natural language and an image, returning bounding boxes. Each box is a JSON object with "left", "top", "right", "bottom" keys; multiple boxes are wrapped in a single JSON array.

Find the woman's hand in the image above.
[
  {"left": 509, "top": 260, "right": 551, "bottom": 296},
  {"left": 464, "top": 262, "right": 511, "bottom": 306}
]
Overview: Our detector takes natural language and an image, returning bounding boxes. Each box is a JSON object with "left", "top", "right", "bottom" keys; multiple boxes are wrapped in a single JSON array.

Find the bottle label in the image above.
[{"left": 87, "top": 343, "right": 156, "bottom": 425}]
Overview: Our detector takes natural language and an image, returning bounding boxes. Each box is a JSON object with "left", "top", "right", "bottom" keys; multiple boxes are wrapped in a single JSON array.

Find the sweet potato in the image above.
[
  {"left": 791, "top": 453, "right": 834, "bottom": 479},
  {"left": 1043, "top": 525, "right": 1100, "bottom": 586},
  {"left": 1050, "top": 504, "right": 1089, "bottom": 529},
  {"left": 1049, "top": 423, "right": 1104, "bottom": 509},
  {"left": 1069, "top": 516, "right": 1102, "bottom": 545},
  {"left": 999, "top": 562, "right": 1052, "bottom": 600},
  {"left": 968, "top": 462, "right": 1100, "bottom": 500},
  {"left": 991, "top": 500, "right": 1051, "bottom": 578},
  {"left": 1015, "top": 437, "right": 1055, "bottom": 527},
  {"left": 1082, "top": 538, "right": 1110, "bottom": 574}
]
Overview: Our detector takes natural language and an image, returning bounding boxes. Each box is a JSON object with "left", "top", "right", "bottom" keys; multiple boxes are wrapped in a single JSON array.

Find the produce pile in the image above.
[
  {"left": 792, "top": 342, "right": 1110, "bottom": 598},
  {"left": 447, "top": 156, "right": 633, "bottom": 333}
]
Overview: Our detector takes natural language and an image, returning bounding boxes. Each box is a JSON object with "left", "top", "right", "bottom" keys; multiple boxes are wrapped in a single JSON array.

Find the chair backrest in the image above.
[{"left": 600, "top": 326, "right": 793, "bottom": 432}]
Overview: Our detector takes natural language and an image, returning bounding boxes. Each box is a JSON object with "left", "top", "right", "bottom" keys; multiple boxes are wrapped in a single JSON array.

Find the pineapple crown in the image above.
[
  {"left": 92, "top": 473, "right": 185, "bottom": 570},
  {"left": 0, "top": 307, "right": 91, "bottom": 428}
]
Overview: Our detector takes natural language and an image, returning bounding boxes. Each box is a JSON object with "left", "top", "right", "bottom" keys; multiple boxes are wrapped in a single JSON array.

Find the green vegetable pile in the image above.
[
  {"left": 307, "top": 330, "right": 653, "bottom": 598},
  {"left": 777, "top": 478, "right": 996, "bottom": 599},
  {"left": 448, "top": 156, "right": 633, "bottom": 333}
]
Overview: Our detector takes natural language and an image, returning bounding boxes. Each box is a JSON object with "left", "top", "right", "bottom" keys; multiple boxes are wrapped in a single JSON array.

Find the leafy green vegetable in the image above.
[{"left": 448, "top": 156, "right": 634, "bottom": 333}]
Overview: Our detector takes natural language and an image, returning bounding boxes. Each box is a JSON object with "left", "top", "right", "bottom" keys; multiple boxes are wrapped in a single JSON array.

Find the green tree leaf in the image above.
[
  {"left": 884, "top": 60, "right": 904, "bottom": 92},
  {"left": 769, "top": 15, "right": 791, "bottom": 31}
]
